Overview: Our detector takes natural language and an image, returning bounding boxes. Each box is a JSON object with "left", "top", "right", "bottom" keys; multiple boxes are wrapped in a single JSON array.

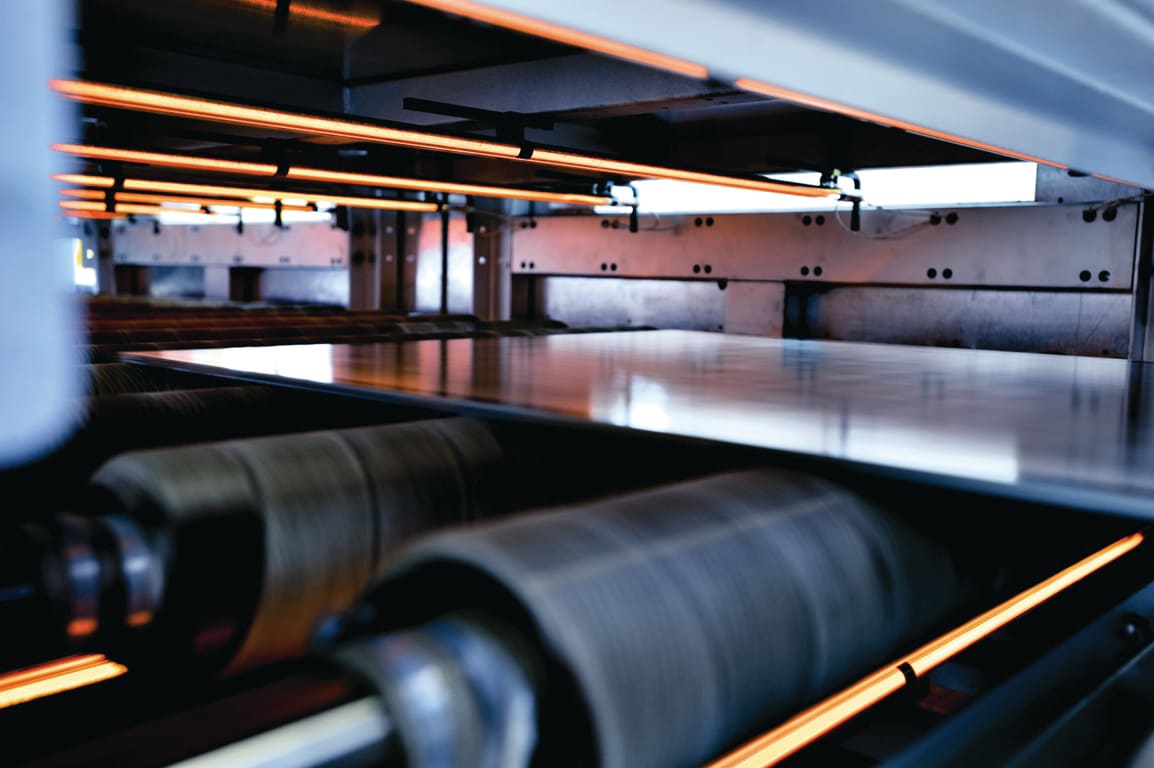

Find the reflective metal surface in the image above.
[{"left": 128, "top": 331, "right": 1154, "bottom": 516}]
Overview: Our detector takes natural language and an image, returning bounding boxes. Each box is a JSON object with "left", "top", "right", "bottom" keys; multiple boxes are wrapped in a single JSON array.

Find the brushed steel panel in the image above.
[
  {"left": 512, "top": 205, "right": 1138, "bottom": 289},
  {"left": 129, "top": 331, "right": 1154, "bottom": 518}
]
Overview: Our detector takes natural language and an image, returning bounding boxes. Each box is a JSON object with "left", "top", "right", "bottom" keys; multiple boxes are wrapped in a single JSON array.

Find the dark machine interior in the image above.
[{"left": 3, "top": 1, "right": 1154, "bottom": 766}]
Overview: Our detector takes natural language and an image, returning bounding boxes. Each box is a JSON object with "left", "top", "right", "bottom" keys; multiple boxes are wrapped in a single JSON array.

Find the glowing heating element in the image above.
[
  {"left": 708, "top": 531, "right": 1146, "bottom": 768},
  {"left": 60, "top": 188, "right": 317, "bottom": 212},
  {"left": 50, "top": 81, "right": 838, "bottom": 198},
  {"left": 61, "top": 200, "right": 187, "bottom": 216},
  {"left": 53, "top": 173, "right": 116, "bottom": 188},
  {"left": 54, "top": 175, "right": 439, "bottom": 213},
  {"left": 285, "top": 167, "right": 612, "bottom": 206},
  {"left": 62, "top": 210, "right": 126, "bottom": 221},
  {"left": 53, "top": 143, "right": 613, "bottom": 205},
  {"left": 402, "top": 0, "right": 707, "bottom": 79},
  {"left": 51, "top": 80, "right": 523, "bottom": 159},
  {"left": 53, "top": 143, "right": 278, "bottom": 176},
  {"left": 234, "top": 0, "right": 380, "bottom": 29},
  {"left": 0, "top": 655, "right": 127, "bottom": 710}
]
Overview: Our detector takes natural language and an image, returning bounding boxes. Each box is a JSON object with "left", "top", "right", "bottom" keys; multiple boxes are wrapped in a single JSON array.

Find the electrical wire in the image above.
[{"left": 833, "top": 201, "right": 936, "bottom": 241}]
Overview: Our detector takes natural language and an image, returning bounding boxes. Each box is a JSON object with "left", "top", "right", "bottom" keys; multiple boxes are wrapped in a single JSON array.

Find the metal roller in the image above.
[
  {"left": 343, "top": 468, "right": 972, "bottom": 768},
  {"left": 83, "top": 363, "right": 203, "bottom": 396},
  {"left": 1, "top": 385, "right": 437, "bottom": 516},
  {"left": 220, "top": 432, "right": 378, "bottom": 673},
  {"left": 0, "top": 467, "right": 1014, "bottom": 768},
  {"left": 70, "top": 417, "right": 508, "bottom": 675},
  {"left": 10, "top": 414, "right": 684, "bottom": 679}
]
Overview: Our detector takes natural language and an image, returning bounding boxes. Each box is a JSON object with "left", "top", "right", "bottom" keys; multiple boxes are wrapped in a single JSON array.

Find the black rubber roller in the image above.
[
  {"left": 83, "top": 363, "right": 225, "bottom": 396},
  {"left": 3, "top": 385, "right": 436, "bottom": 516},
  {"left": 81, "top": 417, "right": 521, "bottom": 676},
  {"left": 354, "top": 469, "right": 966, "bottom": 768}
]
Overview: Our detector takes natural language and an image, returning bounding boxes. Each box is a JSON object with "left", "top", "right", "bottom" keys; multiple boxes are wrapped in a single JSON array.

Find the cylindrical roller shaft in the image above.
[
  {"left": 79, "top": 417, "right": 512, "bottom": 675},
  {"left": 1, "top": 385, "right": 435, "bottom": 516},
  {"left": 351, "top": 469, "right": 972, "bottom": 768}
]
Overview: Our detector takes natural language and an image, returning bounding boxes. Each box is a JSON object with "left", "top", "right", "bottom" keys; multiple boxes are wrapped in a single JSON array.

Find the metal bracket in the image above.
[
  {"left": 823, "top": 168, "right": 863, "bottom": 231},
  {"left": 402, "top": 96, "right": 555, "bottom": 144}
]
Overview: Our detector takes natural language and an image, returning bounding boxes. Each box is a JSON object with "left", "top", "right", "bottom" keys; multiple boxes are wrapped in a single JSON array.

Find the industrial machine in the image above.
[{"left": 3, "top": 1, "right": 1154, "bottom": 766}]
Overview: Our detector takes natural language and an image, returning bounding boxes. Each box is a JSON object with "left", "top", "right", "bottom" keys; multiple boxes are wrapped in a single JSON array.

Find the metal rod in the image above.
[
  {"left": 708, "top": 531, "right": 1147, "bottom": 768},
  {"left": 166, "top": 697, "right": 392, "bottom": 768},
  {"left": 440, "top": 200, "right": 450, "bottom": 314}
]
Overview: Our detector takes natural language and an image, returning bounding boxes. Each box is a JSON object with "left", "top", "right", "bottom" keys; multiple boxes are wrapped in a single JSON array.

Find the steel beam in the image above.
[
  {"left": 511, "top": 205, "right": 1139, "bottom": 290},
  {"left": 351, "top": 52, "right": 721, "bottom": 127}
]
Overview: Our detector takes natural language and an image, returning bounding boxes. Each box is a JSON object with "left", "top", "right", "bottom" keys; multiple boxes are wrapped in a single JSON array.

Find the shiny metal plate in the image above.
[{"left": 126, "top": 332, "right": 1154, "bottom": 518}]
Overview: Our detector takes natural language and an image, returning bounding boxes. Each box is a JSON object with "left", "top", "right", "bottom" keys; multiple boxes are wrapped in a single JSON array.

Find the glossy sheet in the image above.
[{"left": 127, "top": 331, "right": 1154, "bottom": 518}]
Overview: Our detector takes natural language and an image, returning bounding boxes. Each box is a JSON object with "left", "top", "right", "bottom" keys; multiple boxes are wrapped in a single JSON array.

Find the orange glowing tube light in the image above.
[
  {"left": 55, "top": 175, "right": 439, "bottom": 213},
  {"left": 708, "top": 531, "right": 1146, "bottom": 768},
  {"left": 52, "top": 143, "right": 612, "bottom": 205},
  {"left": 285, "top": 167, "right": 613, "bottom": 205},
  {"left": 0, "top": 655, "right": 127, "bottom": 710},
  {"left": 50, "top": 80, "right": 838, "bottom": 198},
  {"left": 119, "top": 179, "right": 439, "bottom": 212},
  {"left": 116, "top": 192, "right": 316, "bottom": 212},
  {"left": 61, "top": 189, "right": 317, "bottom": 212},
  {"left": 53, "top": 143, "right": 278, "bottom": 176},
  {"left": 52, "top": 80, "right": 522, "bottom": 160},
  {"left": 61, "top": 200, "right": 188, "bottom": 217},
  {"left": 62, "top": 210, "right": 126, "bottom": 221},
  {"left": 402, "top": 0, "right": 707, "bottom": 79},
  {"left": 53, "top": 173, "right": 116, "bottom": 188},
  {"left": 235, "top": 0, "right": 380, "bottom": 28}
]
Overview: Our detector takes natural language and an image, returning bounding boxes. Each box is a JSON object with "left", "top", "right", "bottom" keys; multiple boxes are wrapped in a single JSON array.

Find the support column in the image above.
[
  {"left": 95, "top": 221, "right": 116, "bottom": 295},
  {"left": 471, "top": 199, "right": 513, "bottom": 322},
  {"left": 204, "top": 266, "right": 230, "bottom": 300},
  {"left": 347, "top": 208, "right": 379, "bottom": 311},
  {"left": 1129, "top": 199, "right": 1154, "bottom": 361}
]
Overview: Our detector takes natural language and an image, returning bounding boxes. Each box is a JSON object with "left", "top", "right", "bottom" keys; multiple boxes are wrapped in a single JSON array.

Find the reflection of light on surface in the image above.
[
  {"left": 844, "top": 422, "right": 1019, "bottom": 484},
  {"left": 231, "top": 0, "right": 381, "bottom": 28},
  {"left": 71, "top": 238, "right": 96, "bottom": 289},
  {"left": 0, "top": 655, "right": 127, "bottom": 710},
  {"left": 710, "top": 531, "right": 1145, "bottom": 768},
  {"left": 203, "top": 345, "right": 337, "bottom": 383},
  {"left": 605, "top": 376, "right": 671, "bottom": 431}
]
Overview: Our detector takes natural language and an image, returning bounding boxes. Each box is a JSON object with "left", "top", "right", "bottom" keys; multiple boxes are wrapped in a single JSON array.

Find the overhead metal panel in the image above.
[{"left": 436, "top": 0, "right": 1154, "bottom": 189}]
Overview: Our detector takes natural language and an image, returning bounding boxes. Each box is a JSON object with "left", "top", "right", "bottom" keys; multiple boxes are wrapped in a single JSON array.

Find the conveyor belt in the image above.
[{"left": 126, "top": 330, "right": 1154, "bottom": 519}]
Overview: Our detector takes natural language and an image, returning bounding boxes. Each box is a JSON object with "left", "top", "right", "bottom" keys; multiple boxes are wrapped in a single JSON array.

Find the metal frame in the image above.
[
  {"left": 511, "top": 205, "right": 1140, "bottom": 289},
  {"left": 1, "top": 0, "right": 79, "bottom": 466},
  {"left": 438, "top": 0, "right": 1154, "bottom": 190}
]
